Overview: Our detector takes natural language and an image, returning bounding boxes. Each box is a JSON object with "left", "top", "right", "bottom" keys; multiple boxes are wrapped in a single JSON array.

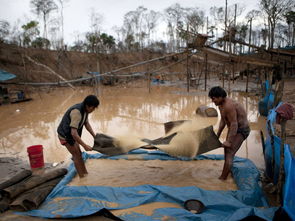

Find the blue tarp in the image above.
[
  {"left": 0, "top": 69, "right": 16, "bottom": 81},
  {"left": 258, "top": 80, "right": 275, "bottom": 117},
  {"left": 264, "top": 103, "right": 295, "bottom": 219},
  {"left": 283, "top": 145, "right": 295, "bottom": 219},
  {"left": 18, "top": 150, "right": 277, "bottom": 220}
]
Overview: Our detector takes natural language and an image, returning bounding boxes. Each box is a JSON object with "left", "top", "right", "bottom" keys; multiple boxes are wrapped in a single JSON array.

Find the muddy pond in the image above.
[{"left": 0, "top": 83, "right": 266, "bottom": 184}]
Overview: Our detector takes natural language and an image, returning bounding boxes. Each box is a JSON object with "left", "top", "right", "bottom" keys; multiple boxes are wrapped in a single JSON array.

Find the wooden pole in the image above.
[
  {"left": 148, "top": 72, "right": 151, "bottom": 93},
  {"left": 228, "top": 65, "right": 231, "bottom": 93},
  {"left": 233, "top": 4, "right": 237, "bottom": 54},
  {"left": 277, "top": 119, "right": 286, "bottom": 204},
  {"left": 205, "top": 53, "right": 208, "bottom": 91},
  {"left": 95, "top": 53, "right": 100, "bottom": 96},
  {"left": 267, "top": 120, "right": 276, "bottom": 180},
  {"left": 186, "top": 24, "right": 190, "bottom": 92},
  {"left": 246, "top": 63, "right": 250, "bottom": 93},
  {"left": 232, "top": 63, "right": 235, "bottom": 84},
  {"left": 222, "top": 65, "right": 225, "bottom": 88}
]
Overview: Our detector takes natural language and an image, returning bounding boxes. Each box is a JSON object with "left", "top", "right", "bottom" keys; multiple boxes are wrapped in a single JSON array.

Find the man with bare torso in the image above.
[{"left": 208, "top": 86, "right": 250, "bottom": 180}]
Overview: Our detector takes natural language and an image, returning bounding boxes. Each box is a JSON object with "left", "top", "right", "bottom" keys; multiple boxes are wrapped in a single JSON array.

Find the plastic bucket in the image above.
[{"left": 27, "top": 145, "right": 44, "bottom": 169}]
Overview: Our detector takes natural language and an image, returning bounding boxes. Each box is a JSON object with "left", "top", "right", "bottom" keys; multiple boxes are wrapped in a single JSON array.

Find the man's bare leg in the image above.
[
  {"left": 65, "top": 143, "right": 87, "bottom": 178},
  {"left": 219, "top": 134, "right": 245, "bottom": 180}
]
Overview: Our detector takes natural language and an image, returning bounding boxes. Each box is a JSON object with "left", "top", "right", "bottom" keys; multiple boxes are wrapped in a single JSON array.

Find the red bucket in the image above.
[{"left": 27, "top": 145, "right": 44, "bottom": 169}]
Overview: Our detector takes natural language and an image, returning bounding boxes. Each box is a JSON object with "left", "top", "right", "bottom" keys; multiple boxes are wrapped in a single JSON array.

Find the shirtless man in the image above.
[{"left": 208, "top": 86, "right": 250, "bottom": 180}]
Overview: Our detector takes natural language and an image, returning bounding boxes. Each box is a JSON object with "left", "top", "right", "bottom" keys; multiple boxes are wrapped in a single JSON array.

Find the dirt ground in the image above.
[{"left": 0, "top": 75, "right": 295, "bottom": 220}]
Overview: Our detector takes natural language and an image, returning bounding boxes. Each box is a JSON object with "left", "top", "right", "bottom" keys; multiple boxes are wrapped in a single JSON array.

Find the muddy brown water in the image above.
[
  {"left": 0, "top": 84, "right": 265, "bottom": 169},
  {"left": 0, "top": 86, "right": 265, "bottom": 168},
  {"left": 0, "top": 83, "right": 267, "bottom": 219}
]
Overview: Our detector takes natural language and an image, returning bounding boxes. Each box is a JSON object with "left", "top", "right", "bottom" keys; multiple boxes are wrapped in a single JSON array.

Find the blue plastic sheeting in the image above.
[
  {"left": 258, "top": 80, "right": 274, "bottom": 117},
  {"left": 0, "top": 69, "right": 16, "bottom": 81},
  {"left": 264, "top": 103, "right": 295, "bottom": 219},
  {"left": 18, "top": 150, "right": 277, "bottom": 220},
  {"left": 264, "top": 103, "right": 282, "bottom": 183},
  {"left": 87, "top": 71, "right": 101, "bottom": 81},
  {"left": 283, "top": 146, "right": 295, "bottom": 219}
]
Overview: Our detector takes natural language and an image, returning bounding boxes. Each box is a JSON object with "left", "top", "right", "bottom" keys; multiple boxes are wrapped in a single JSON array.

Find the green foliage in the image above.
[
  {"left": 85, "top": 32, "right": 116, "bottom": 53},
  {"left": 21, "top": 20, "right": 40, "bottom": 47},
  {"left": 31, "top": 37, "right": 50, "bottom": 49}
]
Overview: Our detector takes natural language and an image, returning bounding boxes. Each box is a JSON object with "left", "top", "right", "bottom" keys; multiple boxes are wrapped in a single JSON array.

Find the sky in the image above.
[{"left": 0, "top": 0, "right": 260, "bottom": 45}]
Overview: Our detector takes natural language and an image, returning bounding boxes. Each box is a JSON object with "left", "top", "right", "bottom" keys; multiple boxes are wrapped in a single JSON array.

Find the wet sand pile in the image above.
[
  {"left": 93, "top": 118, "right": 221, "bottom": 158},
  {"left": 68, "top": 158, "right": 237, "bottom": 191}
]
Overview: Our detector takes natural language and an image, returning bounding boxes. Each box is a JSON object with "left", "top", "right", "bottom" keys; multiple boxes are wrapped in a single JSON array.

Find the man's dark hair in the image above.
[
  {"left": 208, "top": 86, "right": 227, "bottom": 98},
  {"left": 83, "top": 95, "right": 99, "bottom": 107}
]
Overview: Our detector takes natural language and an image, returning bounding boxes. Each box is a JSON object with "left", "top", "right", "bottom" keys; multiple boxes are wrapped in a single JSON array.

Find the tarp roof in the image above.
[{"left": 0, "top": 69, "right": 16, "bottom": 81}]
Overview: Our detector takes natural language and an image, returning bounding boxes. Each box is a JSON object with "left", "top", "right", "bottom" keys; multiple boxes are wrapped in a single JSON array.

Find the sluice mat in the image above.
[
  {"left": 9, "top": 177, "right": 63, "bottom": 211},
  {"left": 93, "top": 123, "right": 221, "bottom": 158},
  {"left": 0, "top": 169, "right": 32, "bottom": 190},
  {"left": 1, "top": 168, "right": 67, "bottom": 199}
]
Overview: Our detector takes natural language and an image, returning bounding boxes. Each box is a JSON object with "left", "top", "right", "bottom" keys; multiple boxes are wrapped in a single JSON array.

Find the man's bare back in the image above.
[
  {"left": 219, "top": 98, "right": 249, "bottom": 130},
  {"left": 208, "top": 86, "right": 250, "bottom": 180}
]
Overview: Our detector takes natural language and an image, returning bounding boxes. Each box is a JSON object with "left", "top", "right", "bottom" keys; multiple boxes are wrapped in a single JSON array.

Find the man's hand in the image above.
[
  {"left": 83, "top": 145, "right": 92, "bottom": 151},
  {"left": 222, "top": 141, "right": 231, "bottom": 148}
]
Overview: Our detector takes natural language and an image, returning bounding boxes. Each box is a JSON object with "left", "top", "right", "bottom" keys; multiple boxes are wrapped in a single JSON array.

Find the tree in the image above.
[
  {"left": 123, "top": 6, "right": 147, "bottom": 49},
  {"left": 31, "top": 37, "right": 50, "bottom": 49},
  {"left": 164, "top": 3, "right": 185, "bottom": 51},
  {"left": 259, "top": 0, "right": 294, "bottom": 48},
  {"left": 0, "top": 20, "right": 10, "bottom": 43},
  {"left": 246, "top": 10, "right": 260, "bottom": 51},
  {"left": 85, "top": 32, "right": 101, "bottom": 53},
  {"left": 21, "top": 20, "right": 40, "bottom": 47},
  {"left": 30, "top": 0, "right": 57, "bottom": 39},
  {"left": 236, "top": 24, "right": 248, "bottom": 53},
  {"left": 260, "top": 28, "right": 269, "bottom": 46},
  {"left": 89, "top": 9, "right": 104, "bottom": 33},
  {"left": 57, "top": 0, "right": 70, "bottom": 48},
  {"left": 275, "top": 22, "right": 288, "bottom": 47},
  {"left": 70, "top": 40, "right": 86, "bottom": 52},
  {"left": 100, "top": 33, "right": 116, "bottom": 53},
  {"left": 143, "top": 10, "right": 160, "bottom": 46},
  {"left": 125, "top": 34, "right": 135, "bottom": 51},
  {"left": 184, "top": 7, "right": 205, "bottom": 35},
  {"left": 285, "top": 11, "right": 295, "bottom": 46}
]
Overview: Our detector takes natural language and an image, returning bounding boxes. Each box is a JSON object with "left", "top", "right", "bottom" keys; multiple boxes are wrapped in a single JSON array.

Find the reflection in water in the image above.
[{"left": 0, "top": 85, "right": 265, "bottom": 169}]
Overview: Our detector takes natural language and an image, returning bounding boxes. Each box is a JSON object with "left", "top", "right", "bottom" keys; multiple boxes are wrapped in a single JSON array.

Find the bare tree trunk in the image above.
[
  {"left": 43, "top": 13, "right": 47, "bottom": 40},
  {"left": 224, "top": 0, "right": 228, "bottom": 52},
  {"left": 248, "top": 18, "right": 252, "bottom": 53}
]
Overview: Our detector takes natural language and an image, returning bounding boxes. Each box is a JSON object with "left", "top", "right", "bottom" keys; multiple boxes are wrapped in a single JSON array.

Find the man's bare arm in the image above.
[
  {"left": 85, "top": 121, "right": 95, "bottom": 138},
  {"left": 71, "top": 128, "right": 92, "bottom": 151}
]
